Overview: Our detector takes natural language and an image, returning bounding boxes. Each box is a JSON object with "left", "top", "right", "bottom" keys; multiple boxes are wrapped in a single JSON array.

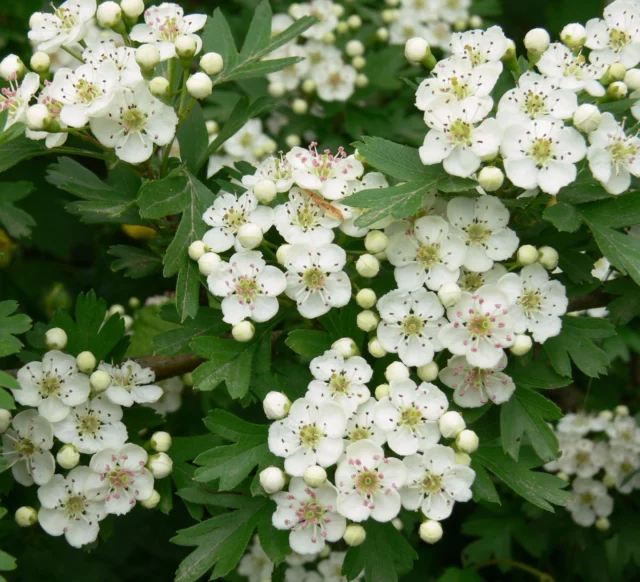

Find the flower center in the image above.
[
  {"left": 467, "top": 314, "right": 492, "bottom": 338},
  {"left": 108, "top": 467, "right": 135, "bottom": 489},
  {"left": 54, "top": 7, "right": 78, "bottom": 30},
  {"left": 467, "top": 223, "right": 490, "bottom": 244},
  {"left": 15, "top": 438, "right": 36, "bottom": 458},
  {"left": 64, "top": 494, "right": 86, "bottom": 518},
  {"left": 420, "top": 472, "right": 443, "bottom": 494},
  {"left": 302, "top": 267, "right": 326, "bottom": 291},
  {"left": 449, "top": 119, "right": 473, "bottom": 146},
  {"left": 159, "top": 16, "right": 181, "bottom": 42},
  {"left": 524, "top": 91, "right": 547, "bottom": 118},
  {"left": 77, "top": 413, "right": 101, "bottom": 437},
  {"left": 355, "top": 470, "right": 381, "bottom": 495},
  {"left": 580, "top": 492, "right": 595, "bottom": 505},
  {"left": 41, "top": 374, "right": 61, "bottom": 397},
  {"left": 240, "top": 132, "right": 254, "bottom": 148},
  {"left": 329, "top": 373, "right": 350, "bottom": 395},
  {"left": 398, "top": 406, "right": 423, "bottom": 430},
  {"left": 519, "top": 290, "right": 541, "bottom": 312},
  {"left": 459, "top": 271, "right": 484, "bottom": 292},
  {"left": 75, "top": 78, "right": 102, "bottom": 105},
  {"left": 609, "top": 28, "right": 630, "bottom": 52},
  {"left": 464, "top": 44, "right": 484, "bottom": 67},
  {"left": 235, "top": 277, "right": 259, "bottom": 302},
  {"left": 575, "top": 451, "right": 591, "bottom": 464},
  {"left": 621, "top": 461, "right": 634, "bottom": 474},
  {"left": 530, "top": 138, "right": 554, "bottom": 167},
  {"left": 123, "top": 108, "right": 146, "bottom": 133},
  {"left": 417, "top": 243, "right": 440, "bottom": 268},
  {"left": 328, "top": 73, "right": 343, "bottom": 88},
  {"left": 297, "top": 500, "right": 325, "bottom": 524},
  {"left": 448, "top": 76, "right": 472, "bottom": 100},
  {"left": 224, "top": 208, "right": 247, "bottom": 231},
  {"left": 350, "top": 427, "right": 372, "bottom": 441},
  {"left": 295, "top": 204, "right": 320, "bottom": 230},
  {"left": 300, "top": 424, "right": 323, "bottom": 449},
  {"left": 402, "top": 314, "right": 424, "bottom": 337},
  {"left": 608, "top": 139, "right": 638, "bottom": 167}
]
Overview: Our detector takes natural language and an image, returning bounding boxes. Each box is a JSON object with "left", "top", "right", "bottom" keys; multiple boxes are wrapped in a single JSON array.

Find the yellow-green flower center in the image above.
[
  {"left": 356, "top": 470, "right": 381, "bottom": 495},
  {"left": 530, "top": 138, "right": 553, "bottom": 167},
  {"left": 448, "top": 76, "right": 472, "bottom": 100},
  {"left": 295, "top": 204, "right": 320, "bottom": 230},
  {"left": 54, "top": 7, "right": 77, "bottom": 30},
  {"left": 420, "top": 472, "right": 443, "bottom": 494},
  {"left": 41, "top": 375, "right": 61, "bottom": 397},
  {"left": 224, "top": 208, "right": 247, "bottom": 231},
  {"left": 609, "top": 28, "right": 631, "bottom": 52},
  {"left": 64, "top": 494, "right": 86, "bottom": 518},
  {"left": 608, "top": 140, "right": 638, "bottom": 166},
  {"left": 459, "top": 271, "right": 485, "bottom": 292},
  {"left": 15, "top": 438, "right": 36, "bottom": 457},
  {"left": 449, "top": 119, "right": 473, "bottom": 146},
  {"left": 580, "top": 492, "right": 595, "bottom": 505},
  {"left": 329, "top": 373, "right": 350, "bottom": 395},
  {"left": 300, "top": 424, "right": 323, "bottom": 449},
  {"left": 468, "top": 315, "right": 492, "bottom": 338},
  {"left": 77, "top": 414, "right": 101, "bottom": 437},
  {"left": 235, "top": 277, "right": 259, "bottom": 302},
  {"left": 524, "top": 91, "right": 547, "bottom": 117},
  {"left": 467, "top": 223, "right": 490, "bottom": 244},
  {"left": 402, "top": 314, "right": 424, "bottom": 337},
  {"left": 519, "top": 290, "right": 541, "bottom": 312},
  {"left": 350, "top": 427, "right": 372, "bottom": 441},
  {"left": 75, "top": 78, "right": 102, "bottom": 105},
  {"left": 303, "top": 267, "right": 326, "bottom": 291},
  {"left": 398, "top": 406, "right": 423, "bottom": 430},
  {"left": 417, "top": 243, "right": 440, "bottom": 268},
  {"left": 123, "top": 108, "right": 146, "bottom": 133}
]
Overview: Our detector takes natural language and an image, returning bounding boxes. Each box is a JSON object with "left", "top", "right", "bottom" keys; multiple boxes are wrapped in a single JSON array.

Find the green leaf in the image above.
[
  {"left": 125, "top": 306, "right": 181, "bottom": 358},
  {"left": 543, "top": 202, "right": 580, "bottom": 232},
  {"left": 239, "top": 0, "right": 273, "bottom": 59},
  {"left": 351, "top": 136, "right": 432, "bottom": 181},
  {"left": 0, "top": 300, "right": 31, "bottom": 357},
  {"left": 0, "top": 181, "right": 35, "bottom": 238},
  {"left": 557, "top": 171, "right": 613, "bottom": 204},
  {"left": 177, "top": 102, "right": 209, "bottom": 172},
  {"left": 153, "top": 306, "right": 226, "bottom": 356},
  {"left": 505, "top": 361, "right": 571, "bottom": 390},
  {"left": 0, "top": 550, "right": 16, "bottom": 572},
  {"left": 108, "top": 245, "right": 162, "bottom": 279},
  {"left": 579, "top": 191, "right": 640, "bottom": 228},
  {"left": 342, "top": 521, "right": 416, "bottom": 582},
  {"left": 285, "top": 330, "right": 333, "bottom": 360},
  {"left": 586, "top": 222, "right": 640, "bottom": 286},
  {"left": 0, "top": 118, "right": 26, "bottom": 146},
  {"left": 543, "top": 316, "right": 616, "bottom": 378},
  {"left": 0, "top": 135, "right": 47, "bottom": 174},
  {"left": 258, "top": 506, "right": 291, "bottom": 564},
  {"left": 0, "top": 371, "right": 19, "bottom": 391},
  {"left": 437, "top": 567, "right": 485, "bottom": 582},
  {"left": 470, "top": 460, "right": 500, "bottom": 505}
]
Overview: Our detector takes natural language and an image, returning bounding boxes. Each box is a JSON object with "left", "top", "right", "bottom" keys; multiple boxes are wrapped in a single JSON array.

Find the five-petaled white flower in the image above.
[
  {"left": 314, "top": 62, "right": 358, "bottom": 103},
  {"left": 271, "top": 477, "right": 346, "bottom": 554},
  {"left": 335, "top": 440, "right": 408, "bottom": 522},
  {"left": 567, "top": 478, "right": 613, "bottom": 527},
  {"left": 585, "top": 2, "right": 640, "bottom": 68},
  {"left": 0, "top": 73, "right": 40, "bottom": 129},
  {"left": 401, "top": 444, "right": 475, "bottom": 520},
  {"left": 83, "top": 40, "right": 143, "bottom": 87},
  {"left": 25, "top": 83, "right": 68, "bottom": 148},
  {"left": 98, "top": 360, "right": 163, "bottom": 407},
  {"left": 295, "top": 0, "right": 339, "bottom": 40},
  {"left": 449, "top": 26, "right": 509, "bottom": 73},
  {"left": 268, "top": 398, "right": 347, "bottom": 476},
  {"left": 536, "top": 43, "right": 606, "bottom": 96},
  {"left": 345, "top": 400, "right": 388, "bottom": 447},
  {"left": 242, "top": 155, "right": 295, "bottom": 193},
  {"left": 28, "top": 0, "right": 97, "bottom": 53},
  {"left": 556, "top": 438, "right": 608, "bottom": 478},
  {"left": 605, "top": 445, "right": 640, "bottom": 493},
  {"left": 14, "top": 350, "right": 90, "bottom": 423}
]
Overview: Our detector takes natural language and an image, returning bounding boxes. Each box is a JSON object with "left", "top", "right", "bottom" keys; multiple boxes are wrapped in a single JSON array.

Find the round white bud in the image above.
[
  {"left": 615, "top": 405, "right": 629, "bottom": 417},
  {"left": 438, "top": 411, "right": 466, "bottom": 438},
  {"left": 285, "top": 134, "right": 301, "bottom": 148},
  {"left": 140, "top": 490, "right": 161, "bottom": 509},
  {"left": 376, "top": 27, "right": 390, "bottom": 42},
  {"left": 269, "top": 82, "right": 286, "bottom": 98},
  {"left": 276, "top": 244, "right": 292, "bottom": 265},
  {"left": 510, "top": 334, "right": 533, "bottom": 356},
  {"left": 438, "top": 283, "right": 462, "bottom": 308},
  {"left": 607, "top": 63, "right": 627, "bottom": 83},
  {"left": 56, "top": 444, "right": 80, "bottom": 469},
  {"left": 187, "top": 72, "right": 213, "bottom": 99},
  {"left": 303, "top": 465, "right": 327, "bottom": 488},
  {"left": 598, "top": 410, "right": 614, "bottom": 421},
  {"left": 30, "top": 51, "right": 51, "bottom": 73},
  {"left": 198, "top": 252, "right": 222, "bottom": 276},
  {"left": 602, "top": 472, "right": 617, "bottom": 487},
  {"left": 595, "top": 516, "right": 610, "bottom": 532},
  {"left": 183, "top": 372, "right": 194, "bottom": 387},
  {"left": 392, "top": 517, "right": 404, "bottom": 531},
  {"left": 385, "top": 361, "right": 410, "bottom": 382},
  {"left": 0, "top": 54, "right": 25, "bottom": 80},
  {"left": 455, "top": 452, "right": 471, "bottom": 466},
  {"left": 347, "top": 14, "right": 362, "bottom": 29},
  {"left": 355, "top": 74, "right": 369, "bottom": 89},
  {"left": 148, "top": 452, "right": 173, "bottom": 479},
  {"left": 456, "top": 429, "right": 479, "bottom": 454},
  {"left": 469, "top": 15, "right": 483, "bottom": 28},
  {"left": 365, "top": 230, "right": 388, "bottom": 254},
  {"left": 263, "top": 139, "right": 276, "bottom": 155},
  {"left": 264, "top": 391, "right": 291, "bottom": 420},
  {"left": 15, "top": 507, "right": 38, "bottom": 527},
  {"left": 419, "top": 520, "right": 443, "bottom": 544},
  {"left": 357, "top": 309, "right": 379, "bottom": 332},
  {"left": 259, "top": 466, "right": 285, "bottom": 494},
  {"left": 253, "top": 179, "right": 277, "bottom": 204},
  {"left": 26, "top": 104, "right": 51, "bottom": 131},
  {"left": 237, "top": 222, "right": 263, "bottom": 250},
  {"left": 404, "top": 37, "right": 429, "bottom": 63},
  {"left": 232, "top": 321, "right": 255, "bottom": 343},
  {"left": 332, "top": 337, "right": 360, "bottom": 359},
  {"left": 150, "top": 431, "right": 172, "bottom": 453},
  {"left": 128, "top": 297, "right": 141, "bottom": 310},
  {"left": 302, "top": 79, "right": 316, "bottom": 94},
  {"left": 517, "top": 244, "right": 539, "bottom": 265},
  {"left": 624, "top": 68, "right": 640, "bottom": 91},
  {"left": 356, "top": 254, "right": 380, "bottom": 278},
  {"left": 478, "top": 166, "right": 504, "bottom": 192},
  {"left": 123, "top": 314, "right": 133, "bottom": 332},
  {"left": 453, "top": 18, "right": 467, "bottom": 32},
  {"left": 572, "top": 104, "right": 602, "bottom": 133},
  {"left": 136, "top": 44, "right": 161, "bottom": 70},
  {"left": 524, "top": 28, "right": 550, "bottom": 54},
  {"left": 368, "top": 337, "right": 387, "bottom": 358},
  {"left": 175, "top": 35, "right": 198, "bottom": 59},
  {"left": 199, "top": 52, "right": 224, "bottom": 75},
  {"left": 557, "top": 471, "right": 570, "bottom": 483},
  {"left": 188, "top": 240, "right": 207, "bottom": 261},
  {"left": 108, "top": 304, "right": 125, "bottom": 317},
  {"left": 0, "top": 409, "right": 12, "bottom": 433},
  {"left": 292, "top": 98, "right": 308, "bottom": 115},
  {"left": 343, "top": 524, "right": 367, "bottom": 546},
  {"left": 607, "top": 81, "right": 627, "bottom": 100},
  {"left": 96, "top": 1, "right": 122, "bottom": 28},
  {"left": 337, "top": 22, "right": 349, "bottom": 35},
  {"left": 538, "top": 246, "right": 559, "bottom": 270},
  {"left": 356, "top": 288, "right": 377, "bottom": 309},
  {"left": 323, "top": 32, "right": 336, "bottom": 44},
  {"left": 149, "top": 76, "right": 170, "bottom": 98},
  {"left": 381, "top": 9, "right": 398, "bottom": 23},
  {"left": 560, "top": 23, "right": 587, "bottom": 49},
  {"left": 45, "top": 327, "right": 68, "bottom": 350},
  {"left": 375, "top": 383, "right": 390, "bottom": 400},
  {"left": 352, "top": 56, "right": 366, "bottom": 70},
  {"left": 121, "top": 0, "right": 145, "bottom": 19},
  {"left": 346, "top": 40, "right": 365, "bottom": 57},
  {"left": 206, "top": 120, "right": 219, "bottom": 135},
  {"left": 417, "top": 362, "right": 439, "bottom": 382},
  {"left": 76, "top": 351, "right": 96, "bottom": 374},
  {"left": 90, "top": 370, "right": 111, "bottom": 393}
]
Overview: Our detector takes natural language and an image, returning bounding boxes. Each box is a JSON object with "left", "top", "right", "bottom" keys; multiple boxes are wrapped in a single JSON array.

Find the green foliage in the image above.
[
  {"left": 153, "top": 306, "right": 227, "bottom": 356},
  {"left": 0, "top": 181, "right": 35, "bottom": 239},
  {"left": 108, "top": 245, "right": 163, "bottom": 279},
  {"left": 0, "top": 300, "right": 31, "bottom": 357},
  {"left": 0, "top": 135, "right": 47, "bottom": 174},
  {"left": 285, "top": 329, "right": 333, "bottom": 359}
]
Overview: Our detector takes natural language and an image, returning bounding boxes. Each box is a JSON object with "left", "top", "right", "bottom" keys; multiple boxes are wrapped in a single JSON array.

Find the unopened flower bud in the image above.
[
  {"left": 469, "top": 15, "right": 483, "bottom": 28},
  {"left": 108, "top": 304, "right": 125, "bottom": 317},
  {"left": 292, "top": 98, "right": 308, "bottom": 115},
  {"left": 346, "top": 40, "right": 365, "bottom": 57},
  {"left": 182, "top": 372, "right": 193, "bottom": 387},
  {"left": 150, "top": 431, "right": 172, "bottom": 453},
  {"left": 368, "top": 337, "right": 387, "bottom": 358},
  {"left": 607, "top": 81, "right": 627, "bottom": 100},
  {"left": 0, "top": 409, "right": 12, "bottom": 433},
  {"left": 352, "top": 56, "right": 366, "bottom": 70},
  {"left": 198, "top": 252, "right": 221, "bottom": 276},
  {"left": 323, "top": 32, "right": 336, "bottom": 44},
  {"left": 90, "top": 370, "right": 111, "bottom": 393},
  {"left": 148, "top": 453, "right": 173, "bottom": 479},
  {"left": 337, "top": 22, "right": 348, "bottom": 36},
  {"left": 502, "top": 39, "right": 517, "bottom": 63},
  {"left": 140, "top": 490, "right": 161, "bottom": 509},
  {"left": 385, "top": 361, "right": 410, "bottom": 382},
  {"left": 538, "top": 246, "right": 559, "bottom": 270},
  {"left": 347, "top": 14, "right": 362, "bottom": 29},
  {"left": 343, "top": 524, "right": 366, "bottom": 546},
  {"left": 260, "top": 466, "right": 285, "bottom": 493},
  {"left": 419, "top": 520, "right": 443, "bottom": 544},
  {"left": 357, "top": 310, "right": 379, "bottom": 332},
  {"left": 0, "top": 54, "right": 25, "bottom": 80},
  {"left": 76, "top": 351, "right": 96, "bottom": 374},
  {"left": 276, "top": 244, "right": 292, "bottom": 265},
  {"left": 206, "top": 120, "right": 219, "bottom": 135},
  {"left": 175, "top": 35, "right": 198, "bottom": 59},
  {"left": 188, "top": 240, "right": 207, "bottom": 261},
  {"left": 392, "top": 517, "right": 403, "bottom": 531},
  {"left": 122, "top": 314, "right": 133, "bottom": 332},
  {"left": 624, "top": 68, "right": 640, "bottom": 91},
  {"left": 456, "top": 429, "right": 479, "bottom": 453},
  {"left": 602, "top": 472, "right": 617, "bottom": 487},
  {"left": 375, "top": 383, "right": 390, "bottom": 400},
  {"left": 356, "top": 288, "right": 377, "bottom": 309},
  {"left": 264, "top": 391, "right": 291, "bottom": 420},
  {"left": 376, "top": 27, "right": 389, "bottom": 42},
  {"left": 557, "top": 471, "right": 570, "bottom": 482},
  {"left": 199, "top": 52, "right": 224, "bottom": 76},
  {"left": 332, "top": 337, "right": 360, "bottom": 359},
  {"left": 45, "top": 327, "right": 67, "bottom": 350},
  {"left": 232, "top": 321, "right": 255, "bottom": 343},
  {"left": 26, "top": 104, "right": 51, "bottom": 131},
  {"left": 149, "top": 76, "right": 170, "bottom": 98},
  {"left": 15, "top": 507, "right": 38, "bottom": 527},
  {"left": 356, "top": 254, "right": 380, "bottom": 278},
  {"left": 121, "top": 0, "right": 145, "bottom": 19},
  {"left": 572, "top": 103, "right": 602, "bottom": 133},
  {"left": 356, "top": 74, "right": 369, "bottom": 88},
  {"left": 417, "top": 362, "right": 439, "bottom": 382},
  {"left": 599, "top": 410, "right": 613, "bottom": 421},
  {"left": 128, "top": 297, "right": 140, "bottom": 310},
  {"left": 478, "top": 166, "right": 504, "bottom": 192},
  {"left": 607, "top": 63, "right": 627, "bottom": 83},
  {"left": 595, "top": 516, "right": 610, "bottom": 532},
  {"left": 56, "top": 444, "right": 80, "bottom": 469},
  {"left": 332, "top": 4, "right": 345, "bottom": 16},
  {"left": 187, "top": 72, "right": 213, "bottom": 99},
  {"left": 615, "top": 405, "right": 629, "bottom": 417},
  {"left": 404, "top": 37, "right": 429, "bottom": 63},
  {"left": 136, "top": 44, "right": 160, "bottom": 70},
  {"left": 269, "top": 82, "right": 286, "bottom": 98},
  {"left": 96, "top": 1, "right": 122, "bottom": 28},
  {"left": 560, "top": 23, "right": 587, "bottom": 49},
  {"left": 517, "top": 245, "right": 539, "bottom": 265},
  {"left": 303, "top": 465, "right": 327, "bottom": 488},
  {"left": 30, "top": 52, "right": 51, "bottom": 73},
  {"left": 510, "top": 334, "right": 533, "bottom": 356},
  {"left": 455, "top": 452, "right": 471, "bottom": 466},
  {"left": 524, "top": 28, "right": 550, "bottom": 54},
  {"left": 438, "top": 411, "right": 466, "bottom": 438},
  {"left": 365, "top": 231, "right": 388, "bottom": 253},
  {"left": 237, "top": 223, "right": 263, "bottom": 250},
  {"left": 438, "top": 283, "right": 461, "bottom": 308}
]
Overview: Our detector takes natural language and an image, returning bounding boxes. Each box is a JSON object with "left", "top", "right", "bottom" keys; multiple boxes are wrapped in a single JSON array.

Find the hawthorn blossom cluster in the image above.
[
  {"left": 2, "top": 345, "right": 174, "bottom": 547},
  {"left": 408, "top": 0, "right": 640, "bottom": 196},
  {"left": 545, "top": 408, "right": 640, "bottom": 530}
]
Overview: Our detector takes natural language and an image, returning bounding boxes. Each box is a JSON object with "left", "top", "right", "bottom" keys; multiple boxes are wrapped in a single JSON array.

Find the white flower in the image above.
[
  {"left": 25, "top": 83, "right": 68, "bottom": 148},
  {"left": 606, "top": 415, "right": 640, "bottom": 452},
  {"left": 335, "top": 440, "right": 407, "bottom": 522},
  {"left": 313, "top": 62, "right": 358, "bottom": 103},
  {"left": 0, "top": 73, "right": 39, "bottom": 129},
  {"left": 439, "top": 0, "right": 471, "bottom": 23},
  {"left": 267, "top": 44, "right": 310, "bottom": 91},
  {"left": 401, "top": 444, "right": 475, "bottom": 520},
  {"left": 498, "top": 264, "right": 567, "bottom": 343},
  {"left": 536, "top": 43, "right": 606, "bottom": 96},
  {"left": 237, "top": 539, "right": 274, "bottom": 582},
  {"left": 83, "top": 40, "right": 143, "bottom": 87},
  {"left": 2, "top": 410, "right": 55, "bottom": 486},
  {"left": 87, "top": 443, "right": 154, "bottom": 514},
  {"left": 439, "top": 284, "right": 516, "bottom": 369},
  {"left": 304, "top": 41, "right": 342, "bottom": 73},
  {"left": 318, "top": 551, "right": 363, "bottom": 582},
  {"left": 501, "top": 117, "right": 587, "bottom": 195},
  {"left": 567, "top": 478, "right": 614, "bottom": 527},
  {"left": 605, "top": 445, "right": 640, "bottom": 493},
  {"left": 98, "top": 360, "right": 162, "bottom": 407},
  {"left": 585, "top": 2, "right": 640, "bottom": 68},
  {"left": 37, "top": 466, "right": 107, "bottom": 548},
  {"left": 306, "top": 349, "right": 373, "bottom": 415},
  {"left": 376, "top": 288, "right": 447, "bottom": 367},
  {"left": 449, "top": 26, "right": 509, "bottom": 73},
  {"left": 284, "top": 244, "right": 351, "bottom": 319},
  {"left": 386, "top": 215, "right": 467, "bottom": 292},
  {"left": 28, "top": 0, "right": 97, "bottom": 52},
  {"left": 296, "top": 0, "right": 338, "bottom": 40},
  {"left": 268, "top": 398, "right": 347, "bottom": 476},
  {"left": 224, "top": 119, "right": 271, "bottom": 162},
  {"left": 14, "top": 350, "right": 90, "bottom": 423},
  {"left": 207, "top": 250, "right": 286, "bottom": 325},
  {"left": 446, "top": 197, "right": 518, "bottom": 273},
  {"left": 557, "top": 412, "right": 610, "bottom": 437},
  {"left": 373, "top": 378, "right": 448, "bottom": 455},
  {"left": 439, "top": 354, "right": 515, "bottom": 407},
  {"left": 274, "top": 188, "right": 341, "bottom": 245},
  {"left": 345, "top": 400, "right": 388, "bottom": 447},
  {"left": 52, "top": 395, "right": 127, "bottom": 454},
  {"left": 287, "top": 145, "right": 364, "bottom": 201},
  {"left": 130, "top": 3, "right": 207, "bottom": 61},
  {"left": 587, "top": 112, "right": 640, "bottom": 195},
  {"left": 496, "top": 71, "right": 578, "bottom": 127},
  {"left": 144, "top": 376, "right": 184, "bottom": 416},
  {"left": 389, "top": 14, "right": 429, "bottom": 46},
  {"left": 203, "top": 191, "right": 274, "bottom": 254},
  {"left": 557, "top": 438, "right": 608, "bottom": 478},
  {"left": 271, "top": 477, "right": 346, "bottom": 554},
  {"left": 242, "top": 155, "right": 295, "bottom": 193}
]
